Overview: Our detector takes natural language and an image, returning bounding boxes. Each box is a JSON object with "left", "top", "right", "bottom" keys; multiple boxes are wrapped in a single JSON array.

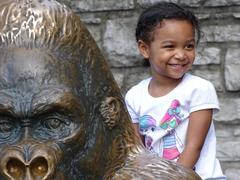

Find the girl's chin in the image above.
[{"left": 167, "top": 72, "right": 186, "bottom": 79}]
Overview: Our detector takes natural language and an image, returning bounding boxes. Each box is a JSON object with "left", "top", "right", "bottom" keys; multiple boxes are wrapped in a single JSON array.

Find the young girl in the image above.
[{"left": 125, "top": 2, "right": 226, "bottom": 180}]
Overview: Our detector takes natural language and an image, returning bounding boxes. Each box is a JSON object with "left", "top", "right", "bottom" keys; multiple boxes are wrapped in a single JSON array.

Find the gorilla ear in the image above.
[{"left": 100, "top": 97, "right": 121, "bottom": 129}]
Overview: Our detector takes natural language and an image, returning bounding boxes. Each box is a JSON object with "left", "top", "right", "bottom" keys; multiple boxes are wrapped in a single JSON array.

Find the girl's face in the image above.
[{"left": 138, "top": 19, "right": 196, "bottom": 81}]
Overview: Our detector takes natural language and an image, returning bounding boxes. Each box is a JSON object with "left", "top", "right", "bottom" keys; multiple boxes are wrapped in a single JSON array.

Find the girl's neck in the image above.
[{"left": 148, "top": 75, "right": 184, "bottom": 97}]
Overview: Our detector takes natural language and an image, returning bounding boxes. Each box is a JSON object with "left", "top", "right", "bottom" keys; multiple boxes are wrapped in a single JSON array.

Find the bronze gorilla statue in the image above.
[{"left": 0, "top": 0, "right": 201, "bottom": 179}]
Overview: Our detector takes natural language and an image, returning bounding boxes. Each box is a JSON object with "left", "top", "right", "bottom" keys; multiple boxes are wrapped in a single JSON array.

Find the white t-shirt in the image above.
[{"left": 125, "top": 73, "right": 225, "bottom": 180}]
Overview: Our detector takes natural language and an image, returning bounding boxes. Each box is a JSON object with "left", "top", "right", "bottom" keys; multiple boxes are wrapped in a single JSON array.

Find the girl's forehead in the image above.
[
  {"left": 156, "top": 19, "right": 194, "bottom": 29},
  {"left": 151, "top": 19, "right": 195, "bottom": 41}
]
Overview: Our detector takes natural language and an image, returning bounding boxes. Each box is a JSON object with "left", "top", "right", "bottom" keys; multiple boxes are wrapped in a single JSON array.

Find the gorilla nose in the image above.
[
  {"left": 6, "top": 156, "right": 48, "bottom": 179},
  {"left": 6, "top": 158, "right": 25, "bottom": 178},
  {"left": 30, "top": 157, "right": 48, "bottom": 177}
]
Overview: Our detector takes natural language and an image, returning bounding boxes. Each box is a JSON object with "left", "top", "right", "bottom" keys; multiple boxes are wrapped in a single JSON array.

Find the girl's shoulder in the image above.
[
  {"left": 183, "top": 73, "right": 214, "bottom": 89},
  {"left": 180, "top": 74, "right": 218, "bottom": 102},
  {"left": 183, "top": 73, "right": 219, "bottom": 113}
]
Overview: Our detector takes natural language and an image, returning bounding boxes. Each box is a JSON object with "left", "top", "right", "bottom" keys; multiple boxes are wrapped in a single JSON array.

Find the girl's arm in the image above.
[
  {"left": 133, "top": 123, "right": 145, "bottom": 145},
  {"left": 177, "top": 109, "right": 213, "bottom": 169}
]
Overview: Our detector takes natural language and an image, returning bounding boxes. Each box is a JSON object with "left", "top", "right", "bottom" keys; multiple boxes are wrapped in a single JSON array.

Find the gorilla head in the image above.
[{"left": 0, "top": 0, "right": 200, "bottom": 180}]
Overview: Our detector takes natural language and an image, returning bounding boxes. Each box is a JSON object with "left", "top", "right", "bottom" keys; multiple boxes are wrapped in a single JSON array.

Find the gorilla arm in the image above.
[{"left": 112, "top": 151, "right": 201, "bottom": 180}]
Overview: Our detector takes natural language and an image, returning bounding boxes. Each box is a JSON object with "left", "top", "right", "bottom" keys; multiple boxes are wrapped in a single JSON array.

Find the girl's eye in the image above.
[
  {"left": 185, "top": 44, "right": 195, "bottom": 49},
  {"left": 163, "top": 45, "right": 174, "bottom": 49}
]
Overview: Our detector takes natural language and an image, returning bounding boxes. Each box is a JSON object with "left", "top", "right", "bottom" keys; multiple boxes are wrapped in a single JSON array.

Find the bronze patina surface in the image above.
[{"left": 0, "top": 0, "right": 201, "bottom": 179}]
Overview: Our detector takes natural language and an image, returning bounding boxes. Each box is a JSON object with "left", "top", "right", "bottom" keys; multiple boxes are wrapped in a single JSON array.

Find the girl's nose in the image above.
[{"left": 174, "top": 49, "right": 186, "bottom": 60}]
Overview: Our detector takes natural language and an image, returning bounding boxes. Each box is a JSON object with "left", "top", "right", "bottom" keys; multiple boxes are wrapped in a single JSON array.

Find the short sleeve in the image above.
[
  {"left": 189, "top": 81, "right": 219, "bottom": 114},
  {"left": 125, "top": 88, "right": 139, "bottom": 123}
]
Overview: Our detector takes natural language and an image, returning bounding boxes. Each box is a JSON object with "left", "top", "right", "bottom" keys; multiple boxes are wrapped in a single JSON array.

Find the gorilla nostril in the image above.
[
  {"left": 30, "top": 157, "right": 48, "bottom": 178},
  {"left": 6, "top": 158, "right": 25, "bottom": 178}
]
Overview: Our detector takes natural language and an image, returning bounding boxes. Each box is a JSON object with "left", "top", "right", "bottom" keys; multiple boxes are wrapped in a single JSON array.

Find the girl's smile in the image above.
[{"left": 138, "top": 19, "right": 196, "bottom": 82}]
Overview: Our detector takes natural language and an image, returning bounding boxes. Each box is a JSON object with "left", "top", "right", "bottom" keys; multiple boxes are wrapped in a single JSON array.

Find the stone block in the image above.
[
  {"left": 215, "top": 127, "right": 234, "bottom": 138},
  {"left": 137, "top": 0, "right": 178, "bottom": 7},
  {"left": 225, "top": 48, "right": 240, "bottom": 91},
  {"left": 233, "top": 13, "right": 240, "bottom": 18},
  {"left": 217, "top": 140, "right": 240, "bottom": 161},
  {"left": 214, "top": 98, "right": 240, "bottom": 123},
  {"left": 195, "top": 47, "right": 221, "bottom": 65},
  {"left": 103, "top": 17, "right": 142, "bottom": 67},
  {"left": 220, "top": 162, "right": 240, "bottom": 180},
  {"left": 72, "top": 0, "right": 134, "bottom": 12},
  {"left": 196, "top": 13, "right": 210, "bottom": 20},
  {"left": 204, "top": 0, "right": 240, "bottom": 7},
  {"left": 225, "top": 168, "right": 240, "bottom": 180},
  {"left": 201, "top": 24, "right": 240, "bottom": 42},
  {"left": 234, "top": 128, "right": 240, "bottom": 136},
  {"left": 179, "top": 0, "right": 202, "bottom": 7}
]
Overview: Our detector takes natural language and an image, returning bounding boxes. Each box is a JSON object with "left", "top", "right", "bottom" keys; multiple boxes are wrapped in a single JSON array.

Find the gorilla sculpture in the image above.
[{"left": 0, "top": 0, "right": 201, "bottom": 179}]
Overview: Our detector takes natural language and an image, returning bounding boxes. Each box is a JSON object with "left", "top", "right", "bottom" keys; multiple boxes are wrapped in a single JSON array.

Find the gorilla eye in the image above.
[
  {"left": 43, "top": 118, "right": 65, "bottom": 130},
  {"left": 0, "top": 121, "right": 14, "bottom": 133},
  {"left": 33, "top": 114, "right": 73, "bottom": 140},
  {"left": 0, "top": 119, "right": 20, "bottom": 142}
]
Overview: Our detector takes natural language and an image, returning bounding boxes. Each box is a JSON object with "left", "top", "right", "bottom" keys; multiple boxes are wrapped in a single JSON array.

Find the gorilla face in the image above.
[{"left": 0, "top": 48, "right": 89, "bottom": 179}]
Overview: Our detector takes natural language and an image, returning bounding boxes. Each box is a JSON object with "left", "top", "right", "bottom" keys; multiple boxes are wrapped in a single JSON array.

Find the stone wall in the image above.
[{"left": 59, "top": 0, "right": 240, "bottom": 179}]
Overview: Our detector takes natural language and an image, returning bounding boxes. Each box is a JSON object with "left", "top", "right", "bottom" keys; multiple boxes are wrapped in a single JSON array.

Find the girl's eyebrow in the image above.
[
  {"left": 159, "top": 37, "right": 195, "bottom": 44},
  {"left": 186, "top": 38, "right": 195, "bottom": 43},
  {"left": 161, "top": 40, "right": 174, "bottom": 44},
  {"left": 162, "top": 39, "right": 195, "bottom": 43}
]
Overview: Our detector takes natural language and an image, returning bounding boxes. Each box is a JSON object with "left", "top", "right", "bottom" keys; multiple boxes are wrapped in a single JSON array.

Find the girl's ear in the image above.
[{"left": 137, "top": 40, "right": 150, "bottom": 59}]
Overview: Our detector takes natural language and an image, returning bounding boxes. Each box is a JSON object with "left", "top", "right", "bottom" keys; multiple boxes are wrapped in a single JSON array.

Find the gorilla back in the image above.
[{"left": 0, "top": 0, "right": 201, "bottom": 179}]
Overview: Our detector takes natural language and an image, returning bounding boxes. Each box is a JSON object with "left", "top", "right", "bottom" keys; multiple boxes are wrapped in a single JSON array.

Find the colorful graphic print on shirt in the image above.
[{"left": 139, "top": 99, "right": 184, "bottom": 160}]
